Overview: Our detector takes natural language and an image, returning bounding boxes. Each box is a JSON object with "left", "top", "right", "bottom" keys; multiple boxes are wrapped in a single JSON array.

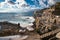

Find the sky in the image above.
[
  {"left": 0, "top": 0, "right": 59, "bottom": 3},
  {"left": 0, "top": 0, "right": 16, "bottom": 2},
  {"left": 0, "top": 0, "right": 59, "bottom": 13}
]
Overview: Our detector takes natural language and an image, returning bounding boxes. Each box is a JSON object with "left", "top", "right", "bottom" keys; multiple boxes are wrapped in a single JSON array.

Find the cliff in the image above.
[
  {"left": 52, "top": 2, "right": 60, "bottom": 15},
  {"left": 34, "top": 2, "right": 60, "bottom": 34}
]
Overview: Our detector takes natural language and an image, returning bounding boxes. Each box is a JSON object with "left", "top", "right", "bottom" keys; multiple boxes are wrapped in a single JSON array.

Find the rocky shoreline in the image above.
[
  {"left": 0, "top": 21, "right": 20, "bottom": 36},
  {"left": 0, "top": 2, "right": 60, "bottom": 40},
  {"left": 0, "top": 21, "right": 35, "bottom": 36},
  {"left": 0, "top": 21, "right": 40, "bottom": 40}
]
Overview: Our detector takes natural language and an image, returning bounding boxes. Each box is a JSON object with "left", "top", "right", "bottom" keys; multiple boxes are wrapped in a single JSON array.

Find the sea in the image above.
[
  {"left": 0, "top": 11, "right": 35, "bottom": 27},
  {"left": 0, "top": 11, "right": 35, "bottom": 40}
]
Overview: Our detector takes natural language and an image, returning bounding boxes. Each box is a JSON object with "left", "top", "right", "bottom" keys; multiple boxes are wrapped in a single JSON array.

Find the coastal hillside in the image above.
[
  {"left": 52, "top": 2, "right": 60, "bottom": 15},
  {"left": 33, "top": 2, "right": 60, "bottom": 40},
  {"left": 0, "top": 2, "right": 60, "bottom": 40}
]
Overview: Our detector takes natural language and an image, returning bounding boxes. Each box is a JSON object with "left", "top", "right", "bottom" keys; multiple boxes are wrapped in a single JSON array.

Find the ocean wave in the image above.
[{"left": 0, "top": 16, "right": 35, "bottom": 28}]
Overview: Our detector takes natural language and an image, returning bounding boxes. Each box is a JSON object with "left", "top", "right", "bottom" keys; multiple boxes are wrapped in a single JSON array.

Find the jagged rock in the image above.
[
  {"left": 27, "top": 26, "right": 34, "bottom": 31},
  {"left": 56, "top": 32, "right": 60, "bottom": 39},
  {"left": 33, "top": 2, "right": 60, "bottom": 35},
  {"left": 0, "top": 21, "right": 20, "bottom": 36},
  {"left": 52, "top": 2, "right": 60, "bottom": 15}
]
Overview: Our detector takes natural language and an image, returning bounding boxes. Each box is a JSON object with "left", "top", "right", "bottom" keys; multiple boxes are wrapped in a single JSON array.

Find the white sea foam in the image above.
[
  {"left": 0, "top": 35, "right": 28, "bottom": 40},
  {"left": 0, "top": 16, "right": 35, "bottom": 27},
  {"left": 0, "top": 16, "right": 35, "bottom": 31}
]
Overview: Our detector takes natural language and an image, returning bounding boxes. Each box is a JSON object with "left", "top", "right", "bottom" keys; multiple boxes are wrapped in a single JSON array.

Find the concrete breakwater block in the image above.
[{"left": 0, "top": 35, "right": 28, "bottom": 40}]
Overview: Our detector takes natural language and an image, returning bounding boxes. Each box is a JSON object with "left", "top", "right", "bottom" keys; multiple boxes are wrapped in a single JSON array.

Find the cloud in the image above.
[
  {"left": 0, "top": 0, "right": 55, "bottom": 13},
  {"left": 48, "top": 0, "right": 55, "bottom": 5}
]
